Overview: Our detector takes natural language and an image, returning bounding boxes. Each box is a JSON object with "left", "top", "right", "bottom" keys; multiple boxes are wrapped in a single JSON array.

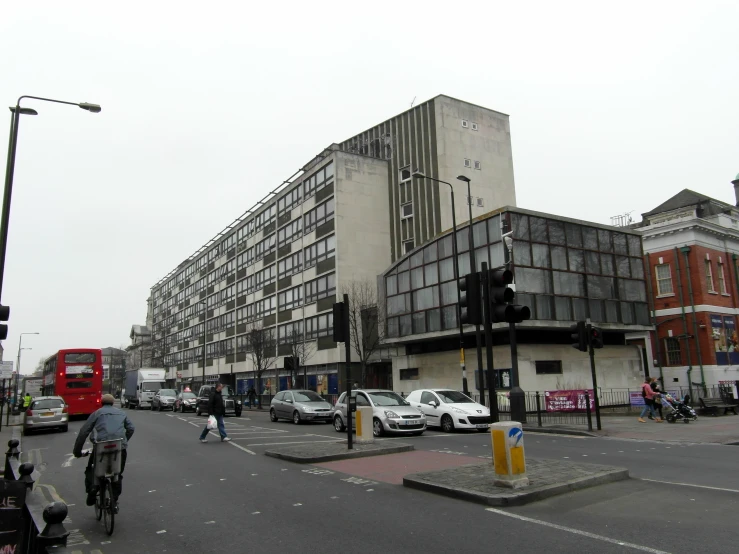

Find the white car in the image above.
[{"left": 407, "top": 389, "right": 490, "bottom": 432}]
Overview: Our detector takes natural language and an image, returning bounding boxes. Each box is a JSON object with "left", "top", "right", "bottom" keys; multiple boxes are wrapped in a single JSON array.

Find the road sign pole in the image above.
[
  {"left": 0, "top": 378, "right": 4, "bottom": 431},
  {"left": 586, "top": 323, "right": 602, "bottom": 431}
]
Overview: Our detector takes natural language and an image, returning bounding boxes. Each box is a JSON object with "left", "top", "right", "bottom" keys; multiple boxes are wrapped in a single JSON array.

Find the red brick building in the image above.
[{"left": 638, "top": 183, "right": 739, "bottom": 391}]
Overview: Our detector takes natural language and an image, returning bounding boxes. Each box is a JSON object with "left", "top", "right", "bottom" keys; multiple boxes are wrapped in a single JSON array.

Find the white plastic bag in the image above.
[{"left": 206, "top": 415, "right": 217, "bottom": 430}]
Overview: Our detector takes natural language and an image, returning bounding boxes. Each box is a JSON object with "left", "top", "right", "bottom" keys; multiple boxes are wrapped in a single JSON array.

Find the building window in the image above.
[
  {"left": 401, "top": 203, "right": 413, "bottom": 219},
  {"left": 474, "top": 161, "right": 481, "bottom": 170},
  {"left": 461, "top": 120, "right": 468, "bottom": 128},
  {"left": 471, "top": 122, "right": 478, "bottom": 131},
  {"left": 277, "top": 251, "right": 302, "bottom": 279},
  {"left": 278, "top": 285, "right": 302, "bottom": 311},
  {"left": 305, "top": 272, "right": 336, "bottom": 303},
  {"left": 304, "top": 235, "right": 335, "bottom": 269},
  {"left": 535, "top": 360, "right": 562, "bottom": 375},
  {"left": 718, "top": 262, "right": 728, "bottom": 294},
  {"left": 665, "top": 337, "right": 681, "bottom": 365},
  {"left": 277, "top": 218, "right": 302, "bottom": 247},
  {"left": 304, "top": 198, "right": 335, "bottom": 234},
  {"left": 706, "top": 260, "right": 715, "bottom": 293},
  {"left": 305, "top": 312, "right": 333, "bottom": 340},
  {"left": 399, "top": 166, "right": 411, "bottom": 182},
  {"left": 303, "top": 162, "right": 334, "bottom": 200},
  {"left": 464, "top": 158, "right": 471, "bottom": 168},
  {"left": 655, "top": 264, "right": 673, "bottom": 296},
  {"left": 403, "top": 240, "right": 415, "bottom": 254},
  {"left": 399, "top": 368, "right": 419, "bottom": 380}
]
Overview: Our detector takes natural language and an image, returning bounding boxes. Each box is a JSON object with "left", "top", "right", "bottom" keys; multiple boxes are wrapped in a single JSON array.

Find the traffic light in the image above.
[
  {"left": 284, "top": 356, "right": 298, "bottom": 372},
  {"left": 459, "top": 272, "right": 482, "bottom": 325},
  {"left": 332, "top": 301, "right": 348, "bottom": 343},
  {"left": 590, "top": 326, "right": 604, "bottom": 349},
  {"left": 0, "top": 305, "right": 9, "bottom": 341},
  {"left": 488, "top": 270, "right": 530, "bottom": 323},
  {"left": 570, "top": 321, "right": 587, "bottom": 352}
]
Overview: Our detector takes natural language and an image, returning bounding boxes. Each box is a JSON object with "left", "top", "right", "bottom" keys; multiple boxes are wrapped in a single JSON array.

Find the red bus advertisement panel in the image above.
[{"left": 44, "top": 349, "right": 103, "bottom": 416}]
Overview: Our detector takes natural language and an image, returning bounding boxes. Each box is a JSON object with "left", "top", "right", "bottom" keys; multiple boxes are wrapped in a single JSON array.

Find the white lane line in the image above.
[
  {"left": 639, "top": 478, "right": 739, "bottom": 494},
  {"left": 156, "top": 530, "right": 166, "bottom": 534},
  {"left": 251, "top": 511, "right": 260, "bottom": 515},
  {"left": 228, "top": 441, "right": 256, "bottom": 455},
  {"left": 204, "top": 521, "right": 215, "bottom": 525},
  {"left": 62, "top": 454, "right": 76, "bottom": 467},
  {"left": 231, "top": 435, "right": 323, "bottom": 440},
  {"left": 484, "top": 508, "right": 670, "bottom": 553},
  {"left": 244, "top": 440, "right": 341, "bottom": 446}
]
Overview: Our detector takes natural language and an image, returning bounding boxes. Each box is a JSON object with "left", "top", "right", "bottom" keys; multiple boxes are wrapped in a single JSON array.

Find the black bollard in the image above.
[
  {"left": 18, "top": 462, "right": 35, "bottom": 489},
  {"left": 37, "top": 502, "right": 70, "bottom": 549}
]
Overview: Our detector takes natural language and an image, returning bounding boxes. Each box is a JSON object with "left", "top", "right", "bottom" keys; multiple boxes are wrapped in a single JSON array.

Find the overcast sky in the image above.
[{"left": 1, "top": 1, "right": 737, "bottom": 372}]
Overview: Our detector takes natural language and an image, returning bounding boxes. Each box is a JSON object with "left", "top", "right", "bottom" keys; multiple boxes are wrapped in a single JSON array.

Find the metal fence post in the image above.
[
  {"left": 584, "top": 391, "right": 593, "bottom": 432},
  {"left": 18, "top": 462, "right": 34, "bottom": 488},
  {"left": 5, "top": 438, "right": 19, "bottom": 476},
  {"left": 535, "top": 392, "right": 543, "bottom": 427}
]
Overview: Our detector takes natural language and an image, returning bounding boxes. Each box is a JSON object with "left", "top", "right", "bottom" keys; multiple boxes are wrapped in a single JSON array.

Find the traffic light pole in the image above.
[
  {"left": 586, "top": 323, "right": 602, "bottom": 431},
  {"left": 480, "top": 263, "right": 499, "bottom": 422},
  {"left": 508, "top": 321, "right": 526, "bottom": 423},
  {"left": 343, "top": 293, "right": 353, "bottom": 450}
]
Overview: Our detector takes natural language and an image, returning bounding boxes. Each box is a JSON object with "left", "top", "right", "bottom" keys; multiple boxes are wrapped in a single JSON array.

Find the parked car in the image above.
[
  {"left": 23, "top": 396, "right": 68, "bottom": 434},
  {"left": 175, "top": 391, "right": 198, "bottom": 412},
  {"left": 195, "top": 385, "right": 242, "bottom": 417},
  {"left": 270, "top": 390, "right": 333, "bottom": 424},
  {"left": 333, "top": 389, "right": 425, "bottom": 437},
  {"left": 406, "top": 389, "right": 490, "bottom": 432}
]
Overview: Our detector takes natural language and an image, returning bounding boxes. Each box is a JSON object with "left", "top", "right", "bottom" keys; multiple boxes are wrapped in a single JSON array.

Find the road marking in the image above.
[
  {"left": 484, "top": 508, "right": 670, "bottom": 553},
  {"left": 185, "top": 484, "right": 192, "bottom": 487},
  {"left": 62, "top": 453, "right": 76, "bottom": 468},
  {"left": 149, "top": 490, "right": 156, "bottom": 493},
  {"left": 220, "top": 478, "right": 226, "bottom": 481},
  {"left": 366, "top": 489, "right": 374, "bottom": 492},
  {"left": 245, "top": 439, "right": 340, "bottom": 446},
  {"left": 204, "top": 521, "right": 216, "bottom": 524},
  {"left": 639, "top": 478, "right": 739, "bottom": 494},
  {"left": 330, "top": 496, "right": 339, "bottom": 499},
  {"left": 252, "top": 511, "right": 261, "bottom": 515},
  {"left": 293, "top": 503, "right": 302, "bottom": 506},
  {"left": 157, "top": 530, "right": 167, "bottom": 534},
  {"left": 228, "top": 442, "right": 256, "bottom": 455}
]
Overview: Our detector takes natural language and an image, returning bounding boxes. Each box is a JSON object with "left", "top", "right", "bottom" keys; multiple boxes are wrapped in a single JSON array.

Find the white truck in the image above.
[{"left": 123, "top": 368, "right": 167, "bottom": 410}]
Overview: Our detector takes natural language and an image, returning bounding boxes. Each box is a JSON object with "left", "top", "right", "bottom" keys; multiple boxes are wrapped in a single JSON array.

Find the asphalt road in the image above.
[{"left": 19, "top": 405, "right": 739, "bottom": 554}]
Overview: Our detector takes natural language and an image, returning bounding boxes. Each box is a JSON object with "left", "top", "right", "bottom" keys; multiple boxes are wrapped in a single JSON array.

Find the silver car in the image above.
[
  {"left": 333, "top": 389, "right": 426, "bottom": 437},
  {"left": 270, "top": 390, "right": 334, "bottom": 424},
  {"left": 24, "top": 396, "right": 68, "bottom": 434},
  {"left": 152, "top": 389, "right": 177, "bottom": 411}
]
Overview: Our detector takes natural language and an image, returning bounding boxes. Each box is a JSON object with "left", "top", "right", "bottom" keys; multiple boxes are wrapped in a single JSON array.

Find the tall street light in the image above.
[
  {"left": 200, "top": 299, "right": 208, "bottom": 387},
  {"left": 12, "top": 331, "right": 39, "bottom": 415},
  {"left": 456, "top": 175, "right": 485, "bottom": 404},
  {"left": 412, "top": 170, "right": 469, "bottom": 395},
  {"left": 1, "top": 96, "right": 102, "bottom": 303}
]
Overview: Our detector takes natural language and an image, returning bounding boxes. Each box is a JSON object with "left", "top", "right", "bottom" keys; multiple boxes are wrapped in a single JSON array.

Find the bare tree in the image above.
[
  {"left": 242, "top": 322, "right": 277, "bottom": 408},
  {"left": 286, "top": 327, "right": 316, "bottom": 387},
  {"left": 342, "top": 279, "right": 385, "bottom": 387}
]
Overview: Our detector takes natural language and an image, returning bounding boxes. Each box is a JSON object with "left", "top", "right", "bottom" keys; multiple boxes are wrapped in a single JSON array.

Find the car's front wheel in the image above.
[
  {"left": 270, "top": 408, "right": 278, "bottom": 422},
  {"left": 373, "top": 418, "right": 384, "bottom": 437},
  {"left": 196, "top": 407, "right": 201, "bottom": 416},
  {"left": 61, "top": 425, "right": 68, "bottom": 433},
  {"left": 334, "top": 415, "right": 345, "bottom": 432},
  {"left": 293, "top": 411, "right": 301, "bottom": 425},
  {"left": 180, "top": 405, "right": 185, "bottom": 413},
  {"left": 441, "top": 414, "right": 455, "bottom": 433}
]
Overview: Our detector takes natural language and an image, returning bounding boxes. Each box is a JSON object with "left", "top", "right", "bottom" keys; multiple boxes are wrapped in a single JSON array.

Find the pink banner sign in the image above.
[{"left": 544, "top": 389, "right": 595, "bottom": 412}]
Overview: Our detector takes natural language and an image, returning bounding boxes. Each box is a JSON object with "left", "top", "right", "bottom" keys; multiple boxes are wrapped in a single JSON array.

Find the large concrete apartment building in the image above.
[{"left": 148, "top": 96, "right": 517, "bottom": 394}]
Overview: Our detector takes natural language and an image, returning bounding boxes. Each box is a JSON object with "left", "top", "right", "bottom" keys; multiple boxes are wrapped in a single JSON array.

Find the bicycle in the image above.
[{"left": 82, "top": 439, "right": 123, "bottom": 536}]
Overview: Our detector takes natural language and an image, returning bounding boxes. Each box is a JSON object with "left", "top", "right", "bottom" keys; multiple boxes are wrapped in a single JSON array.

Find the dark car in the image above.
[
  {"left": 195, "top": 385, "right": 242, "bottom": 417},
  {"left": 175, "top": 391, "right": 198, "bottom": 413}
]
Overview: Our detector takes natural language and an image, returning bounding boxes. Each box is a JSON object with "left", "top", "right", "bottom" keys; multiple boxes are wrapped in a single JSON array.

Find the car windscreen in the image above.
[
  {"left": 220, "top": 386, "right": 235, "bottom": 397},
  {"left": 181, "top": 392, "right": 197, "bottom": 399},
  {"left": 436, "top": 390, "right": 474, "bottom": 404},
  {"left": 368, "top": 392, "right": 408, "bottom": 407},
  {"left": 159, "top": 389, "right": 177, "bottom": 396},
  {"left": 142, "top": 382, "right": 163, "bottom": 392},
  {"left": 31, "top": 399, "right": 64, "bottom": 409},
  {"left": 293, "top": 391, "right": 324, "bottom": 402}
]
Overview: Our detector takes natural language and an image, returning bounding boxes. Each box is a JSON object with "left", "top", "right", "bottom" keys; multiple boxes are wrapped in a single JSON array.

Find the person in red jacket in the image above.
[{"left": 638, "top": 377, "right": 662, "bottom": 423}]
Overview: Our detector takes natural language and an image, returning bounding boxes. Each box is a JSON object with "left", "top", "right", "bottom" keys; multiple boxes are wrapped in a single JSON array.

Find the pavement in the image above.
[
  {"left": 11, "top": 405, "right": 739, "bottom": 554},
  {"left": 265, "top": 439, "right": 414, "bottom": 463}
]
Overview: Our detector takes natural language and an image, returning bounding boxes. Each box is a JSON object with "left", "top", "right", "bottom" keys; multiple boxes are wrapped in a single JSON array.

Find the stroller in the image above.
[{"left": 664, "top": 393, "right": 698, "bottom": 424}]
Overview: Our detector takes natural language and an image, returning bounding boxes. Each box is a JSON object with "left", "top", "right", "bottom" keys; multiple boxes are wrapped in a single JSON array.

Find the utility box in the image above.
[{"left": 355, "top": 406, "right": 374, "bottom": 444}]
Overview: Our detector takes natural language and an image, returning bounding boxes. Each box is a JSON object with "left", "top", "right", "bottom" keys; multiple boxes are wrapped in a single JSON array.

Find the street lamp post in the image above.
[
  {"left": 1, "top": 96, "right": 101, "bottom": 303},
  {"left": 200, "top": 299, "right": 207, "bottom": 387},
  {"left": 12, "top": 331, "right": 39, "bottom": 417},
  {"left": 456, "top": 175, "right": 485, "bottom": 404},
  {"left": 412, "top": 170, "right": 469, "bottom": 395}
]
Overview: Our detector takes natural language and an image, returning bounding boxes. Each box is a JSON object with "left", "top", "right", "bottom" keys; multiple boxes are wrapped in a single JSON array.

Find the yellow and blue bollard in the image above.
[{"left": 490, "top": 421, "right": 529, "bottom": 488}]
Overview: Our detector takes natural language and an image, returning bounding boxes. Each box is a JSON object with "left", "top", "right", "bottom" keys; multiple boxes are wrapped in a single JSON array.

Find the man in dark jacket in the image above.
[
  {"left": 199, "top": 383, "right": 230, "bottom": 443},
  {"left": 73, "top": 394, "right": 135, "bottom": 507}
]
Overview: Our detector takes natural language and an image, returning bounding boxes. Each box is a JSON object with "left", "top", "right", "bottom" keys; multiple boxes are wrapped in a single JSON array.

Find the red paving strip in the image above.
[{"left": 316, "top": 450, "right": 483, "bottom": 484}]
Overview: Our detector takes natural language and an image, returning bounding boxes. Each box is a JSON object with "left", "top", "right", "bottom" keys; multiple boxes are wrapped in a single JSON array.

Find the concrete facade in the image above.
[{"left": 638, "top": 187, "right": 739, "bottom": 389}]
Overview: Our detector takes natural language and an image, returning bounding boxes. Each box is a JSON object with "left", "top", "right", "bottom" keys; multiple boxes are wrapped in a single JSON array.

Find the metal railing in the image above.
[{"left": 2, "top": 437, "right": 70, "bottom": 553}]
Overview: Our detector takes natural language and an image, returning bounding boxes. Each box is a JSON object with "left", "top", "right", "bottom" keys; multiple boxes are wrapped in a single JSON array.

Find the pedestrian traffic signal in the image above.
[
  {"left": 0, "top": 305, "right": 9, "bottom": 341},
  {"left": 332, "top": 301, "right": 348, "bottom": 343},
  {"left": 459, "top": 273, "right": 482, "bottom": 325},
  {"left": 590, "top": 326, "right": 604, "bottom": 349},
  {"left": 570, "top": 321, "right": 587, "bottom": 352}
]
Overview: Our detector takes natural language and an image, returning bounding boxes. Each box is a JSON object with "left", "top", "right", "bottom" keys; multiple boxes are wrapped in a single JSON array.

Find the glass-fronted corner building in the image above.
[{"left": 381, "top": 206, "right": 655, "bottom": 395}]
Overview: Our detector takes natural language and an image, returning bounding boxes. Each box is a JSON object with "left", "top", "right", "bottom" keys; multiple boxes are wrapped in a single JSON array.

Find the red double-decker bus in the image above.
[{"left": 42, "top": 348, "right": 104, "bottom": 416}]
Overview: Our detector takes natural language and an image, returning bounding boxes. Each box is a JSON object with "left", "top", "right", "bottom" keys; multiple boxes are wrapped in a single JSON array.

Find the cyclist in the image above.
[{"left": 73, "top": 394, "right": 135, "bottom": 508}]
